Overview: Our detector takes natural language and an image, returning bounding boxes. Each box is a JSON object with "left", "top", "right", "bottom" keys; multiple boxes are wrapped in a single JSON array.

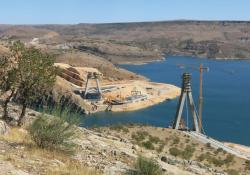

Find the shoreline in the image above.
[
  {"left": 117, "top": 56, "right": 165, "bottom": 65},
  {"left": 117, "top": 53, "right": 250, "bottom": 66}
]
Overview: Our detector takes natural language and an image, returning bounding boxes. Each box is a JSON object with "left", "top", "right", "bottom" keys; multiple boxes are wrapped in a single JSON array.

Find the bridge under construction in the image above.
[{"left": 172, "top": 72, "right": 250, "bottom": 160}]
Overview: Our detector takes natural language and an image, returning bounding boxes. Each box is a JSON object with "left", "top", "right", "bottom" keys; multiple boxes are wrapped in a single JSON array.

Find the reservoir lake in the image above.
[{"left": 81, "top": 56, "right": 250, "bottom": 146}]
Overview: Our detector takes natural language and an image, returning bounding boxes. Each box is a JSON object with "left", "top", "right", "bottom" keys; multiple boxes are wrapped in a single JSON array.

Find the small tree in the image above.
[
  {"left": 14, "top": 43, "right": 56, "bottom": 126},
  {"left": 0, "top": 56, "right": 12, "bottom": 119},
  {"left": 1, "top": 41, "right": 56, "bottom": 125},
  {"left": 0, "top": 43, "right": 22, "bottom": 121},
  {"left": 0, "top": 68, "right": 19, "bottom": 121}
]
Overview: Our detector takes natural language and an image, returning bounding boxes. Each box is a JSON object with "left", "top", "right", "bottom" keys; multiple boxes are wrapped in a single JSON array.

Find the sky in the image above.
[{"left": 0, "top": 0, "right": 250, "bottom": 24}]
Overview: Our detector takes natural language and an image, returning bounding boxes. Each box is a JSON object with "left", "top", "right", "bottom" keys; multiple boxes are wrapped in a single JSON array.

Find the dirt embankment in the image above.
[{"left": 55, "top": 52, "right": 146, "bottom": 81}]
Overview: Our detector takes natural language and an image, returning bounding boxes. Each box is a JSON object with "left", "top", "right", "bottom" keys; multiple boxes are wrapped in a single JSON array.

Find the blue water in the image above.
[{"left": 81, "top": 56, "right": 250, "bottom": 146}]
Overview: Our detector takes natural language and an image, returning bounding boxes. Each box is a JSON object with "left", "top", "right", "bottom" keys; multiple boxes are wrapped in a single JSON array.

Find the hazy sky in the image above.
[{"left": 1, "top": 0, "right": 250, "bottom": 24}]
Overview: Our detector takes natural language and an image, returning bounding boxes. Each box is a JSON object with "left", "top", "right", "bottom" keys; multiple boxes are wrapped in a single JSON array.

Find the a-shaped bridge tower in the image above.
[{"left": 173, "top": 73, "right": 201, "bottom": 133}]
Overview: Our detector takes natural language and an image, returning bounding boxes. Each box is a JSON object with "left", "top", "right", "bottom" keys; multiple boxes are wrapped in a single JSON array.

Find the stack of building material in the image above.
[{"left": 56, "top": 65, "right": 84, "bottom": 87}]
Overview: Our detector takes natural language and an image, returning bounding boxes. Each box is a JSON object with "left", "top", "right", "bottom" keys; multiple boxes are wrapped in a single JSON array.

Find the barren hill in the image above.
[
  {"left": 1, "top": 21, "right": 250, "bottom": 63},
  {"left": 35, "top": 21, "right": 250, "bottom": 59}
]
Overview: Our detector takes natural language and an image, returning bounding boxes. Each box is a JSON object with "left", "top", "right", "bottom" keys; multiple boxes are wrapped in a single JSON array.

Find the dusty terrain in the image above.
[{"left": 0, "top": 104, "right": 250, "bottom": 175}]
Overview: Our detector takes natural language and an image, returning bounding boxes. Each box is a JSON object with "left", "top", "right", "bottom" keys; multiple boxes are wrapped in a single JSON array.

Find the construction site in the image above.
[
  {"left": 54, "top": 63, "right": 181, "bottom": 114},
  {"left": 55, "top": 63, "right": 250, "bottom": 160}
]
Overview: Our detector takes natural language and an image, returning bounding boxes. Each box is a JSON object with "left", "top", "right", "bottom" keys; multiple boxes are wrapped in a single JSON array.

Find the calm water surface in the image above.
[{"left": 81, "top": 56, "right": 250, "bottom": 146}]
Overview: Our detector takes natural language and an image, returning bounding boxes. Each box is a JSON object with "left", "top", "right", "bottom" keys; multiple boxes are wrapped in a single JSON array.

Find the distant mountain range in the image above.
[{"left": 1, "top": 20, "right": 250, "bottom": 62}]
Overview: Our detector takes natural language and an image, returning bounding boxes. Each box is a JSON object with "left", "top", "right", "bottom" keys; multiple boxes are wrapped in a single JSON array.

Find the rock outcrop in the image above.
[{"left": 0, "top": 120, "right": 9, "bottom": 135}]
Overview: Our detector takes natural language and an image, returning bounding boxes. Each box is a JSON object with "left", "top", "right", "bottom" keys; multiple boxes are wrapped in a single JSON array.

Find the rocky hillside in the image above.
[{"left": 0, "top": 104, "right": 249, "bottom": 175}]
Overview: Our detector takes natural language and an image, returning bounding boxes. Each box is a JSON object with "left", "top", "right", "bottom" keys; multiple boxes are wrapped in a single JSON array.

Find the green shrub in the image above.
[
  {"left": 199, "top": 151, "right": 230, "bottom": 167},
  {"left": 206, "top": 143, "right": 211, "bottom": 148},
  {"left": 169, "top": 145, "right": 195, "bottom": 160},
  {"left": 28, "top": 107, "right": 79, "bottom": 153},
  {"left": 135, "top": 156, "right": 162, "bottom": 175},
  {"left": 198, "top": 152, "right": 212, "bottom": 163},
  {"left": 223, "top": 154, "right": 234, "bottom": 165},
  {"left": 143, "top": 141, "right": 155, "bottom": 150},
  {"left": 172, "top": 136, "right": 180, "bottom": 145},
  {"left": 211, "top": 157, "right": 224, "bottom": 167},
  {"left": 181, "top": 145, "right": 195, "bottom": 160},
  {"left": 245, "top": 160, "right": 250, "bottom": 170},
  {"left": 157, "top": 143, "right": 165, "bottom": 153},
  {"left": 110, "top": 124, "right": 129, "bottom": 133},
  {"left": 148, "top": 135, "right": 160, "bottom": 144},
  {"left": 197, "top": 154, "right": 206, "bottom": 161},
  {"left": 169, "top": 147, "right": 181, "bottom": 157},
  {"left": 217, "top": 148, "right": 223, "bottom": 152},
  {"left": 214, "top": 147, "right": 223, "bottom": 154},
  {"left": 132, "top": 131, "right": 149, "bottom": 142},
  {"left": 226, "top": 169, "right": 239, "bottom": 175}
]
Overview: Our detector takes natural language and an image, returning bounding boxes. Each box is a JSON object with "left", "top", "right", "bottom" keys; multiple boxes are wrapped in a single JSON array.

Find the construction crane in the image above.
[{"left": 198, "top": 64, "right": 209, "bottom": 133}]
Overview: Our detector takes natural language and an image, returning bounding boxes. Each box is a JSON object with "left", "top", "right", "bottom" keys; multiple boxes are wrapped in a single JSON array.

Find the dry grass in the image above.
[
  {"left": 0, "top": 127, "right": 29, "bottom": 143},
  {"left": 0, "top": 127, "right": 101, "bottom": 175},
  {"left": 48, "top": 160, "right": 100, "bottom": 175}
]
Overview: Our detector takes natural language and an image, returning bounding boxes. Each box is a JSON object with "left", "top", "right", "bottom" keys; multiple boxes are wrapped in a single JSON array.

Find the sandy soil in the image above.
[{"left": 103, "top": 81, "right": 180, "bottom": 112}]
